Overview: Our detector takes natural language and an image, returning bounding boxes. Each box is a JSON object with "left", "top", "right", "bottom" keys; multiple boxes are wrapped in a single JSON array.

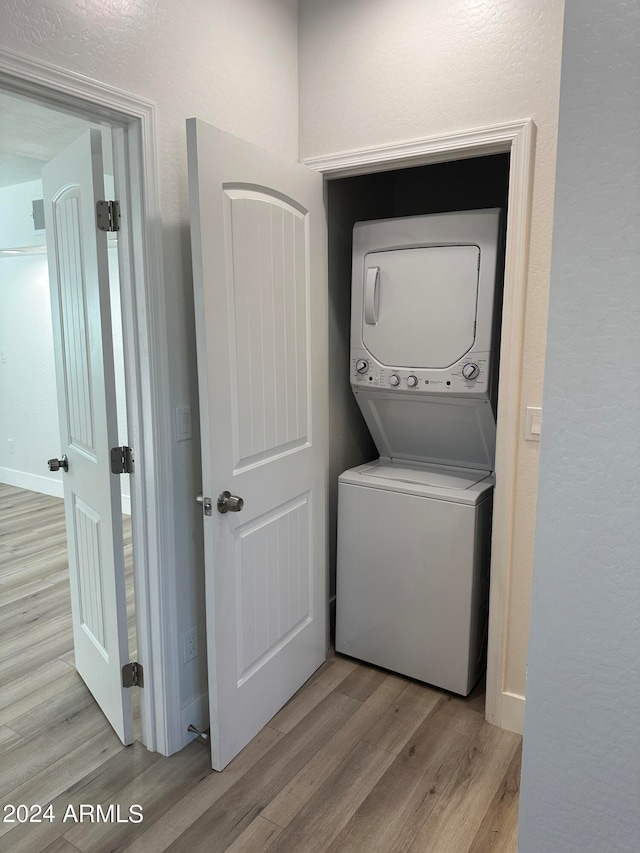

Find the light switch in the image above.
[
  {"left": 525, "top": 406, "right": 542, "bottom": 441},
  {"left": 175, "top": 405, "right": 192, "bottom": 442}
]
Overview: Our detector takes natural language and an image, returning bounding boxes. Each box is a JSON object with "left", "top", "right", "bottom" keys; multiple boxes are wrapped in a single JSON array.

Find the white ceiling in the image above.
[{"left": 0, "top": 90, "right": 109, "bottom": 188}]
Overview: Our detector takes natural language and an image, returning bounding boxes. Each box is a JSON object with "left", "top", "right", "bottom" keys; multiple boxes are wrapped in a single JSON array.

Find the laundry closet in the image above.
[{"left": 326, "top": 153, "right": 509, "bottom": 695}]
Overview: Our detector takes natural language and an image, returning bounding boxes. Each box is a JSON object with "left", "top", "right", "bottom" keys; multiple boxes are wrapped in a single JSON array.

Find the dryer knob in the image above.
[
  {"left": 355, "top": 359, "right": 369, "bottom": 374},
  {"left": 406, "top": 374, "right": 419, "bottom": 388},
  {"left": 389, "top": 374, "right": 400, "bottom": 387},
  {"left": 462, "top": 362, "right": 480, "bottom": 380}
]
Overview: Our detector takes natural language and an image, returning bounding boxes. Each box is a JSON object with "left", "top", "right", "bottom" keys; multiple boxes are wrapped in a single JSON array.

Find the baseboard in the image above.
[
  {"left": 180, "top": 692, "right": 210, "bottom": 749},
  {"left": 0, "top": 466, "right": 131, "bottom": 515},
  {"left": 0, "top": 467, "right": 63, "bottom": 498},
  {"left": 500, "top": 690, "right": 526, "bottom": 735}
]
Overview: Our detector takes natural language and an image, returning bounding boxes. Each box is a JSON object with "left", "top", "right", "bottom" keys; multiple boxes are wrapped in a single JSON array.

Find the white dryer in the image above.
[
  {"left": 349, "top": 209, "right": 502, "bottom": 396},
  {"left": 335, "top": 209, "right": 502, "bottom": 695}
]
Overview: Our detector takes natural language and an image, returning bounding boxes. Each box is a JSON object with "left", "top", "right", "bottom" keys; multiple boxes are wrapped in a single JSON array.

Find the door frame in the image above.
[
  {"left": 304, "top": 118, "right": 535, "bottom": 733},
  {"left": 0, "top": 47, "right": 178, "bottom": 754}
]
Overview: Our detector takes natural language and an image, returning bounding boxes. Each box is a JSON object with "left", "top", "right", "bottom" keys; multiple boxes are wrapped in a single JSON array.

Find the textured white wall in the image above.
[
  {"left": 518, "top": 1, "right": 640, "bottom": 850},
  {"left": 299, "top": 0, "right": 565, "bottom": 705},
  {"left": 0, "top": 0, "right": 299, "bottom": 719}
]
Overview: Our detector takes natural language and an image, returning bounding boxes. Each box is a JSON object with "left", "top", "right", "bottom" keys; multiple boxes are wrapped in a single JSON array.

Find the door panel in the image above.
[
  {"left": 187, "top": 119, "right": 328, "bottom": 770},
  {"left": 55, "top": 190, "right": 96, "bottom": 450},
  {"left": 225, "top": 188, "right": 309, "bottom": 467},
  {"left": 43, "top": 129, "right": 133, "bottom": 745},
  {"left": 236, "top": 494, "right": 311, "bottom": 683}
]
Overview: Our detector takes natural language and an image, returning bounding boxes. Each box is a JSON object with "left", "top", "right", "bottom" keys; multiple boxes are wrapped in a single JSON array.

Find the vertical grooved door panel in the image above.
[
  {"left": 225, "top": 188, "right": 309, "bottom": 471},
  {"left": 236, "top": 495, "right": 311, "bottom": 683},
  {"left": 74, "top": 495, "right": 107, "bottom": 655},
  {"left": 53, "top": 189, "right": 95, "bottom": 456}
]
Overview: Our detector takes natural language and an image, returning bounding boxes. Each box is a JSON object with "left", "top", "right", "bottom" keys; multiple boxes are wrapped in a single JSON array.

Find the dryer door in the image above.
[{"left": 362, "top": 245, "right": 480, "bottom": 369}]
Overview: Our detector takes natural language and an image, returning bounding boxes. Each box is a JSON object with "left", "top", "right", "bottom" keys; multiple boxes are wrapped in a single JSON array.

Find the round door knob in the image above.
[
  {"left": 355, "top": 359, "right": 369, "bottom": 374},
  {"left": 47, "top": 455, "right": 68, "bottom": 472},
  {"left": 462, "top": 362, "right": 480, "bottom": 380},
  {"left": 406, "top": 375, "right": 419, "bottom": 388},
  {"left": 217, "top": 491, "right": 244, "bottom": 513},
  {"left": 389, "top": 374, "right": 400, "bottom": 387}
]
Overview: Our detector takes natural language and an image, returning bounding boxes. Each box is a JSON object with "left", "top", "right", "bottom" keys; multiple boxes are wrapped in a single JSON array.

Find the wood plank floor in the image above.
[{"left": 0, "top": 483, "right": 521, "bottom": 852}]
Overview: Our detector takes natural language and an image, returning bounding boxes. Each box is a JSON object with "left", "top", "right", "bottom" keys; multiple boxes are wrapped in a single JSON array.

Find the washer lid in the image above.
[
  {"left": 354, "top": 390, "right": 496, "bottom": 470},
  {"left": 361, "top": 460, "right": 491, "bottom": 490},
  {"left": 339, "top": 458, "right": 494, "bottom": 504}
]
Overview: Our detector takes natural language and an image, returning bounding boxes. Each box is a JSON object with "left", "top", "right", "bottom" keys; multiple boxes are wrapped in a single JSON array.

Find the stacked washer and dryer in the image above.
[{"left": 335, "top": 209, "right": 503, "bottom": 696}]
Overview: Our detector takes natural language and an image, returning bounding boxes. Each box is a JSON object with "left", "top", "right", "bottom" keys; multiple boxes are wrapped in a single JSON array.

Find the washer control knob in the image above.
[
  {"left": 406, "top": 374, "right": 419, "bottom": 388},
  {"left": 355, "top": 359, "right": 369, "bottom": 374},
  {"left": 462, "top": 362, "right": 480, "bottom": 380},
  {"left": 389, "top": 374, "right": 400, "bottom": 387}
]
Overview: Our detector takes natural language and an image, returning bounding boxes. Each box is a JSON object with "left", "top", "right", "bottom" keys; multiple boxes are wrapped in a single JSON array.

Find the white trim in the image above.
[
  {"left": 303, "top": 121, "right": 534, "bottom": 178},
  {"left": 500, "top": 690, "right": 526, "bottom": 735},
  {"left": 0, "top": 467, "right": 130, "bottom": 513},
  {"left": 121, "top": 493, "right": 131, "bottom": 517},
  {"left": 304, "top": 118, "right": 536, "bottom": 733},
  {"left": 0, "top": 48, "right": 179, "bottom": 754},
  {"left": 485, "top": 120, "right": 536, "bottom": 732},
  {"left": 0, "top": 467, "right": 64, "bottom": 498}
]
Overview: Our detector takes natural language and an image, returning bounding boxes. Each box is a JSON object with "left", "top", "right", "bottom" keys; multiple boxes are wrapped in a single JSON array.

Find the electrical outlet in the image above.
[
  {"left": 8, "top": 439, "right": 14, "bottom": 454},
  {"left": 182, "top": 627, "right": 198, "bottom": 663}
]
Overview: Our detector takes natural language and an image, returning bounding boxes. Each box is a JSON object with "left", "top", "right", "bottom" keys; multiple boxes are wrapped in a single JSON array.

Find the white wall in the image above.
[
  {"left": 0, "top": 178, "right": 46, "bottom": 248},
  {"left": 0, "top": 178, "right": 130, "bottom": 510},
  {"left": 0, "top": 179, "right": 61, "bottom": 496},
  {"left": 518, "top": 1, "right": 640, "bottom": 849},
  {"left": 0, "top": 0, "right": 299, "bottom": 739},
  {"left": 299, "top": 0, "right": 565, "bottom": 713}
]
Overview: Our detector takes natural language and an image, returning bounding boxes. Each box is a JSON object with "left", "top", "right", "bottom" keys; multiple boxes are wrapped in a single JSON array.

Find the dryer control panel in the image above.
[{"left": 350, "top": 347, "right": 491, "bottom": 397}]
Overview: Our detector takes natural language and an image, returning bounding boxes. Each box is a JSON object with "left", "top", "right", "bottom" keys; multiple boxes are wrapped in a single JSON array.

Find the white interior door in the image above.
[
  {"left": 43, "top": 129, "right": 134, "bottom": 745},
  {"left": 187, "top": 119, "right": 328, "bottom": 771}
]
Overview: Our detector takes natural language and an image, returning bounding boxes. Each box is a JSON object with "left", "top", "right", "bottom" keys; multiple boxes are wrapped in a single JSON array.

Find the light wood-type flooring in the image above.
[{"left": 0, "top": 484, "right": 521, "bottom": 852}]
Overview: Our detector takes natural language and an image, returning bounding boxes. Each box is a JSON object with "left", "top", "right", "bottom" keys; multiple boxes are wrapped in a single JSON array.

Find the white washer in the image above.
[
  {"left": 336, "top": 460, "right": 493, "bottom": 696},
  {"left": 335, "top": 210, "right": 502, "bottom": 695}
]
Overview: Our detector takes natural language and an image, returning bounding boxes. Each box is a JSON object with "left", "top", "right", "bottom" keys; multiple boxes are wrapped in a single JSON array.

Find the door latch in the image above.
[{"left": 196, "top": 493, "right": 213, "bottom": 516}]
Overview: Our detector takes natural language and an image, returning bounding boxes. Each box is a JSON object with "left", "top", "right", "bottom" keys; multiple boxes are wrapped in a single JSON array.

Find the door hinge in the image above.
[
  {"left": 96, "top": 199, "right": 121, "bottom": 232},
  {"left": 111, "top": 445, "right": 134, "bottom": 474},
  {"left": 122, "top": 661, "right": 144, "bottom": 688}
]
